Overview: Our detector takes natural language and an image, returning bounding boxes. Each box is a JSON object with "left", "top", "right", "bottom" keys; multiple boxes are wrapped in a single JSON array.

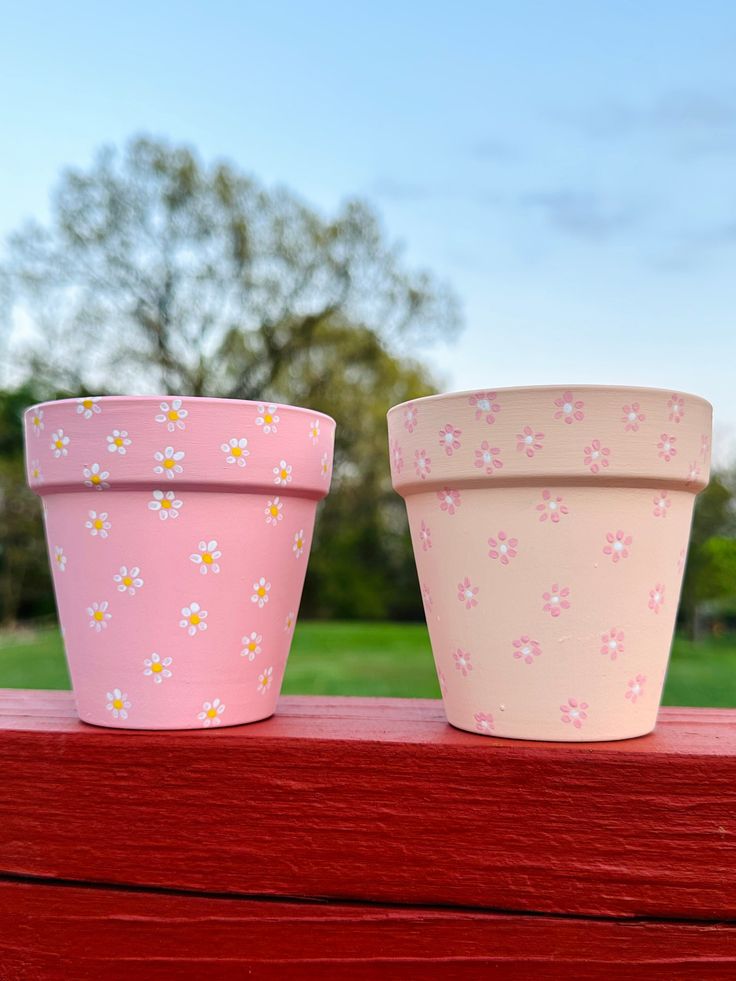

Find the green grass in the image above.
[{"left": 0, "top": 622, "right": 734, "bottom": 706}]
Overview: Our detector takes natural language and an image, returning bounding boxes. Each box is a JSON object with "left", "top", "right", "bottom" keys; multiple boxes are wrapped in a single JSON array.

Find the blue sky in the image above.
[{"left": 1, "top": 1, "right": 735, "bottom": 456}]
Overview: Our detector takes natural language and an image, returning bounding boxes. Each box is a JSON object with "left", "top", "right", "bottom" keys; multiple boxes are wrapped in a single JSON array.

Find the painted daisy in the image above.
[
  {"left": 77, "top": 396, "right": 101, "bottom": 419},
  {"left": 256, "top": 404, "right": 280, "bottom": 434},
  {"left": 148, "top": 489, "right": 183, "bottom": 519},
  {"left": 241, "top": 632, "right": 263, "bottom": 660},
  {"left": 179, "top": 602, "right": 208, "bottom": 635},
  {"left": 198, "top": 698, "right": 225, "bottom": 727},
  {"left": 153, "top": 446, "right": 184, "bottom": 479},
  {"left": 29, "top": 459, "right": 43, "bottom": 483},
  {"left": 257, "top": 666, "right": 274, "bottom": 694},
  {"left": 106, "top": 430, "right": 131, "bottom": 454},
  {"left": 106, "top": 688, "right": 130, "bottom": 720},
  {"left": 50, "top": 429, "right": 69, "bottom": 458},
  {"left": 87, "top": 601, "right": 111, "bottom": 632},
  {"left": 85, "top": 510, "right": 111, "bottom": 538},
  {"left": 251, "top": 577, "right": 271, "bottom": 608},
  {"left": 190, "top": 539, "right": 221, "bottom": 575},
  {"left": 320, "top": 453, "right": 330, "bottom": 479},
  {"left": 54, "top": 546, "right": 67, "bottom": 572},
  {"left": 265, "top": 497, "right": 284, "bottom": 526},
  {"left": 309, "top": 419, "right": 320, "bottom": 444},
  {"left": 273, "top": 459, "right": 292, "bottom": 486},
  {"left": 113, "top": 565, "right": 143, "bottom": 595},
  {"left": 292, "top": 529, "right": 305, "bottom": 558},
  {"left": 221, "top": 437, "right": 250, "bottom": 467},
  {"left": 83, "top": 463, "right": 110, "bottom": 490},
  {"left": 285, "top": 611, "right": 295, "bottom": 631},
  {"left": 29, "top": 408, "right": 44, "bottom": 435},
  {"left": 143, "top": 652, "right": 173, "bottom": 683},
  {"left": 156, "top": 399, "right": 188, "bottom": 432}
]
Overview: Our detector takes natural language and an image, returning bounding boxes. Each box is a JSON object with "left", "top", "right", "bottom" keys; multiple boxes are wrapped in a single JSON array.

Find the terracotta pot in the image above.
[
  {"left": 387, "top": 386, "right": 712, "bottom": 741},
  {"left": 24, "top": 396, "right": 334, "bottom": 729}
]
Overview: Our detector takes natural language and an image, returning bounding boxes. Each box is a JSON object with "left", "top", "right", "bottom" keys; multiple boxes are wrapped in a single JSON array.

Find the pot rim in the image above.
[
  {"left": 27, "top": 394, "right": 336, "bottom": 427},
  {"left": 388, "top": 384, "right": 712, "bottom": 417}
]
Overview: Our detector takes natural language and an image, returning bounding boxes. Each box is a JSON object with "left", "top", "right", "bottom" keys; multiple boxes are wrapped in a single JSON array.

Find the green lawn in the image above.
[{"left": 0, "top": 621, "right": 734, "bottom": 706}]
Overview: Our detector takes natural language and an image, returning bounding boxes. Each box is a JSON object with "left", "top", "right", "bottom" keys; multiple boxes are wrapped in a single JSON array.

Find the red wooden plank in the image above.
[
  {"left": 1, "top": 881, "right": 735, "bottom": 980},
  {"left": 1, "top": 691, "right": 735, "bottom": 920}
]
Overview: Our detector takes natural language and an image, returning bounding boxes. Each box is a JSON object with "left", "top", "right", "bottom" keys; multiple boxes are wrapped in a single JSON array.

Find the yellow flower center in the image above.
[
  {"left": 56, "top": 553, "right": 63, "bottom": 563},
  {"left": 114, "top": 437, "right": 123, "bottom": 446},
  {"left": 33, "top": 416, "right": 40, "bottom": 426},
  {"left": 94, "top": 519, "right": 103, "bottom": 530},
  {"left": 151, "top": 662, "right": 162, "bottom": 673},
  {"left": 163, "top": 458, "right": 175, "bottom": 469},
  {"left": 207, "top": 707, "right": 217, "bottom": 718},
  {"left": 296, "top": 538, "right": 303, "bottom": 549},
  {"left": 93, "top": 610, "right": 104, "bottom": 621},
  {"left": 202, "top": 552, "right": 213, "bottom": 564},
  {"left": 83, "top": 399, "right": 93, "bottom": 410},
  {"left": 161, "top": 498, "right": 171, "bottom": 509},
  {"left": 264, "top": 413, "right": 273, "bottom": 424},
  {"left": 32, "top": 468, "right": 39, "bottom": 478},
  {"left": 167, "top": 409, "right": 179, "bottom": 421},
  {"left": 270, "top": 505, "right": 279, "bottom": 517},
  {"left": 113, "top": 698, "right": 123, "bottom": 709},
  {"left": 257, "top": 586, "right": 266, "bottom": 598},
  {"left": 91, "top": 474, "right": 101, "bottom": 484},
  {"left": 280, "top": 469, "right": 288, "bottom": 480},
  {"left": 231, "top": 446, "right": 242, "bottom": 457},
  {"left": 55, "top": 439, "right": 63, "bottom": 449},
  {"left": 123, "top": 576, "right": 132, "bottom": 586},
  {"left": 189, "top": 613, "right": 200, "bottom": 626},
  {"left": 248, "top": 642, "right": 256, "bottom": 652}
]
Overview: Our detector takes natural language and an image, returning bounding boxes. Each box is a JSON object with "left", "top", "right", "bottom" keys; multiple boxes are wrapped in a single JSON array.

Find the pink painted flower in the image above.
[
  {"left": 584, "top": 439, "right": 611, "bottom": 474},
  {"left": 600, "top": 627, "right": 625, "bottom": 660},
  {"left": 622, "top": 402, "right": 645, "bottom": 432},
  {"left": 658, "top": 433, "right": 677, "bottom": 462},
  {"left": 469, "top": 391, "right": 500, "bottom": 424},
  {"left": 603, "top": 529, "right": 632, "bottom": 563},
  {"left": 537, "top": 489, "right": 568, "bottom": 523},
  {"left": 474, "top": 711, "right": 495, "bottom": 733},
  {"left": 457, "top": 577, "right": 479, "bottom": 609},
  {"left": 414, "top": 448, "right": 431, "bottom": 480},
  {"left": 390, "top": 438, "right": 403, "bottom": 474},
  {"left": 625, "top": 675, "right": 646, "bottom": 703},
  {"left": 421, "top": 582, "right": 433, "bottom": 612},
  {"left": 439, "top": 423, "right": 462, "bottom": 456},
  {"left": 561, "top": 697, "right": 588, "bottom": 729},
  {"left": 554, "top": 390, "right": 584, "bottom": 425},
  {"left": 419, "top": 520, "right": 432, "bottom": 551},
  {"left": 474, "top": 441, "right": 503, "bottom": 475},
  {"left": 403, "top": 403, "right": 418, "bottom": 433},
  {"left": 649, "top": 583, "right": 665, "bottom": 613},
  {"left": 686, "top": 461, "right": 701, "bottom": 485},
  {"left": 701, "top": 434, "right": 710, "bottom": 460},
  {"left": 438, "top": 668, "right": 448, "bottom": 695},
  {"left": 653, "top": 491, "right": 670, "bottom": 518},
  {"left": 437, "top": 487, "right": 461, "bottom": 514},
  {"left": 453, "top": 648, "right": 473, "bottom": 676},
  {"left": 512, "top": 636, "right": 542, "bottom": 665},
  {"left": 668, "top": 394, "right": 685, "bottom": 424},
  {"left": 543, "top": 583, "right": 570, "bottom": 617},
  {"left": 516, "top": 426, "right": 545, "bottom": 458},
  {"left": 488, "top": 530, "right": 518, "bottom": 565}
]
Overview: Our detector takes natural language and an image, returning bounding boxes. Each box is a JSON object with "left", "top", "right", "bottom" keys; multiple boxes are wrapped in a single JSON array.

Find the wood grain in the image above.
[
  {"left": 2, "top": 880, "right": 735, "bottom": 980},
  {"left": 1, "top": 691, "right": 735, "bottom": 922}
]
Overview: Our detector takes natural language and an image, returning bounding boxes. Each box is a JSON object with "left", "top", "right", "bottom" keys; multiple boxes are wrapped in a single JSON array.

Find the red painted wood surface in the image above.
[
  {"left": 1, "top": 690, "right": 735, "bottom": 925},
  {"left": 2, "top": 880, "right": 735, "bottom": 980}
]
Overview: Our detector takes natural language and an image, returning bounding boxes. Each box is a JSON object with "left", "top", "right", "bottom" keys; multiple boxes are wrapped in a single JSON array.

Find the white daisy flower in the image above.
[
  {"left": 106, "top": 429, "right": 131, "bottom": 454},
  {"left": 29, "top": 459, "right": 43, "bottom": 483},
  {"left": 153, "top": 446, "right": 184, "bottom": 479},
  {"left": 251, "top": 577, "right": 271, "bottom": 608},
  {"left": 256, "top": 403, "right": 280, "bottom": 434},
  {"left": 320, "top": 452, "right": 330, "bottom": 479},
  {"left": 273, "top": 459, "right": 292, "bottom": 486},
  {"left": 309, "top": 419, "right": 320, "bottom": 445},
  {"left": 257, "top": 666, "right": 274, "bottom": 694},
  {"left": 198, "top": 698, "right": 225, "bottom": 727},
  {"left": 106, "top": 688, "right": 130, "bottom": 720},
  {"left": 221, "top": 437, "right": 249, "bottom": 467},
  {"left": 241, "top": 631, "right": 262, "bottom": 660},
  {"left": 85, "top": 510, "right": 111, "bottom": 538},
  {"left": 83, "top": 463, "right": 110, "bottom": 490},
  {"left": 148, "top": 489, "right": 183, "bottom": 519},
  {"left": 265, "top": 497, "right": 283, "bottom": 526},
  {"left": 50, "top": 430, "right": 70, "bottom": 458},
  {"left": 156, "top": 398, "right": 188, "bottom": 432},
  {"left": 292, "top": 529, "right": 305, "bottom": 558},
  {"left": 29, "top": 408, "right": 44, "bottom": 435},
  {"left": 54, "top": 546, "right": 67, "bottom": 572},
  {"left": 190, "top": 540, "right": 221, "bottom": 575},
  {"left": 179, "top": 602, "right": 208, "bottom": 636},
  {"left": 143, "top": 652, "right": 173, "bottom": 683},
  {"left": 77, "top": 397, "right": 102, "bottom": 419},
  {"left": 285, "top": 611, "right": 295, "bottom": 631},
  {"left": 113, "top": 565, "right": 143, "bottom": 595},
  {"left": 87, "top": 601, "right": 111, "bottom": 632}
]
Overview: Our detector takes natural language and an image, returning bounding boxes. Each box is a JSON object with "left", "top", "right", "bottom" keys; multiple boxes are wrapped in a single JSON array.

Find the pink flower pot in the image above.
[
  {"left": 24, "top": 396, "right": 334, "bottom": 729},
  {"left": 388, "top": 386, "right": 712, "bottom": 741}
]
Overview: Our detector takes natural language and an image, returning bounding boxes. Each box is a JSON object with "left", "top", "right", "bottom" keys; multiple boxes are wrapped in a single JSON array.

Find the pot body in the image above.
[
  {"left": 25, "top": 396, "right": 334, "bottom": 729},
  {"left": 388, "top": 386, "right": 712, "bottom": 741}
]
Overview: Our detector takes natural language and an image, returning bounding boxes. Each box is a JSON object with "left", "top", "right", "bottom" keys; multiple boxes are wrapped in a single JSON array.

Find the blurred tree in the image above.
[{"left": 0, "top": 137, "right": 461, "bottom": 621}]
